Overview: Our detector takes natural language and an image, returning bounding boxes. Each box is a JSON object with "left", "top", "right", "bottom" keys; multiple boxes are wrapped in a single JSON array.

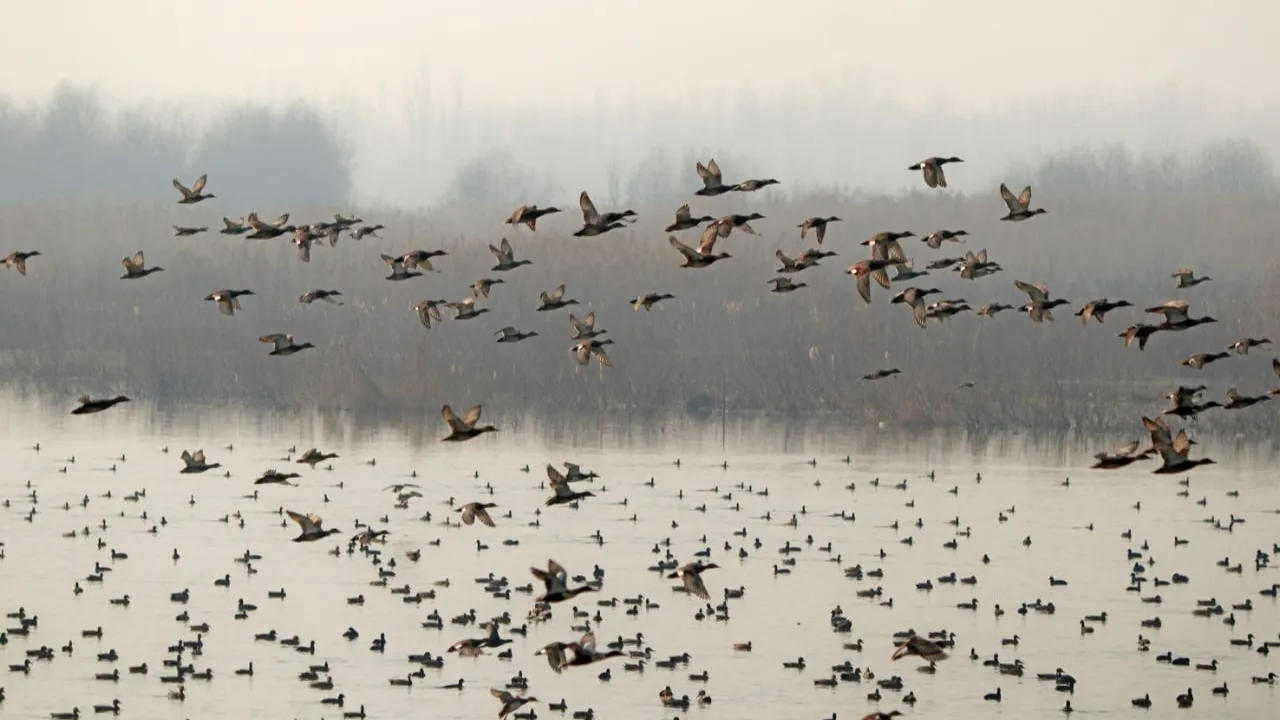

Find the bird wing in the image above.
[
  {"left": 579, "top": 191, "right": 600, "bottom": 224},
  {"left": 1142, "top": 416, "right": 1178, "bottom": 465},
  {"left": 569, "top": 314, "right": 588, "bottom": 336},
  {"left": 696, "top": 225, "right": 720, "bottom": 255},
  {"left": 474, "top": 506, "right": 495, "bottom": 527},
  {"left": 441, "top": 404, "right": 466, "bottom": 432},
  {"left": 673, "top": 204, "right": 691, "bottom": 222},
  {"left": 460, "top": 504, "right": 477, "bottom": 525},
  {"left": 1171, "top": 429, "right": 1192, "bottom": 458},
  {"left": 172, "top": 177, "right": 193, "bottom": 198},
  {"left": 573, "top": 343, "right": 592, "bottom": 365},
  {"left": 462, "top": 405, "right": 483, "bottom": 428},
  {"left": 669, "top": 235, "right": 698, "bottom": 261},
  {"left": 999, "top": 183, "right": 1020, "bottom": 212},
  {"left": 911, "top": 301, "right": 927, "bottom": 329},
  {"left": 491, "top": 689, "right": 515, "bottom": 703},
  {"left": 1014, "top": 280, "right": 1048, "bottom": 303},
  {"left": 923, "top": 161, "right": 939, "bottom": 188},
  {"left": 542, "top": 644, "right": 567, "bottom": 673},
  {"left": 1114, "top": 440, "right": 1140, "bottom": 457},
  {"left": 191, "top": 174, "right": 207, "bottom": 194},
  {"left": 683, "top": 571, "right": 710, "bottom": 600},
  {"left": 578, "top": 631, "right": 597, "bottom": 655},
  {"left": 591, "top": 345, "right": 612, "bottom": 367},
  {"left": 1016, "top": 185, "right": 1033, "bottom": 209},
  {"left": 286, "top": 510, "right": 320, "bottom": 534},
  {"left": 259, "top": 333, "right": 288, "bottom": 350},
  {"left": 122, "top": 251, "right": 143, "bottom": 272},
  {"left": 192, "top": 449, "right": 206, "bottom": 465},
  {"left": 855, "top": 268, "right": 872, "bottom": 303},
  {"left": 549, "top": 284, "right": 565, "bottom": 301}
]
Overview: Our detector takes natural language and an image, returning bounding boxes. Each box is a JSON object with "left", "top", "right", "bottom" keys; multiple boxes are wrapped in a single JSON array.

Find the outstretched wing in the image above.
[
  {"left": 286, "top": 510, "right": 320, "bottom": 534},
  {"left": 191, "top": 174, "right": 207, "bottom": 194},
  {"left": 669, "top": 235, "right": 698, "bottom": 261},
  {"left": 441, "top": 404, "right": 466, "bottom": 432},
  {"left": 579, "top": 191, "right": 600, "bottom": 225},
  {"left": 999, "top": 183, "right": 1019, "bottom": 212},
  {"left": 172, "top": 177, "right": 192, "bottom": 198}
]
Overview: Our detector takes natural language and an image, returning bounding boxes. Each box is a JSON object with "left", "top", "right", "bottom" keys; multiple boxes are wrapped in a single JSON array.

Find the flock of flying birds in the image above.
[{"left": 2, "top": 154, "right": 1279, "bottom": 720}]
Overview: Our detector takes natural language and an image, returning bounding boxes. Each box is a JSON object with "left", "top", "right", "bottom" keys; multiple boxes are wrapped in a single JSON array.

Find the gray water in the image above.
[{"left": 1, "top": 397, "right": 1278, "bottom": 720}]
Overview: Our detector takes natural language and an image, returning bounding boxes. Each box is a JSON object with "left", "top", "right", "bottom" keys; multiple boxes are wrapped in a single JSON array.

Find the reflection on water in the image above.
[{"left": 2, "top": 393, "right": 1278, "bottom": 720}]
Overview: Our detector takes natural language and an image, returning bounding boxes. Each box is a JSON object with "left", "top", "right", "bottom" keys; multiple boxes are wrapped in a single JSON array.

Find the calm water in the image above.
[{"left": 1, "top": 397, "right": 1277, "bottom": 720}]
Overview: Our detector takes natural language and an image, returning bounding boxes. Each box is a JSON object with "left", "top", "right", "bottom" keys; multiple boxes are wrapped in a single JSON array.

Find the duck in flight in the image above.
[
  {"left": 570, "top": 312, "right": 606, "bottom": 339},
  {"left": 286, "top": 510, "right": 342, "bottom": 542},
  {"left": 732, "top": 177, "right": 780, "bottom": 192},
  {"left": 537, "top": 284, "right": 579, "bottom": 312},
  {"left": 1090, "top": 440, "right": 1152, "bottom": 469},
  {"left": 445, "top": 297, "right": 490, "bottom": 320},
  {"left": 537, "top": 631, "right": 623, "bottom": 673},
  {"left": 1224, "top": 387, "right": 1270, "bottom": 410},
  {"left": 120, "top": 251, "right": 163, "bottom": 279},
  {"left": 922, "top": 229, "right": 968, "bottom": 248},
  {"left": 891, "top": 633, "right": 949, "bottom": 662},
  {"left": 862, "top": 368, "right": 901, "bottom": 381},
  {"left": 695, "top": 159, "right": 732, "bottom": 196},
  {"left": 180, "top": 450, "right": 221, "bottom": 474},
  {"left": 669, "top": 235, "right": 731, "bottom": 269},
  {"left": 255, "top": 469, "right": 301, "bottom": 485},
  {"left": 172, "top": 174, "right": 214, "bottom": 203},
  {"left": 891, "top": 287, "right": 941, "bottom": 329},
  {"left": 1145, "top": 300, "right": 1216, "bottom": 330},
  {"left": 531, "top": 558, "right": 597, "bottom": 602},
  {"left": 1172, "top": 268, "right": 1211, "bottom": 288},
  {"left": 3, "top": 250, "right": 41, "bottom": 276},
  {"left": 71, "top": 396, "right": 130, "bottom": 415},
  {"left": 798, "top": 216, "right": 842, "bottom": 244},
  {"left": 668, "top": 561, "right": 719, "bottom": 601},
  {"left": 1142, "top": 416, "right": 1215, "bottom": 473},
  {"left": 299, "top": 289, "right": 343, "bottom": 305},
  {"left": 489, "top": 238, "right": 532, "bottom": 271},
  {"left": 575, "top": 191, "right": 635, "bottom": 236},
  {"left": 381, "top": 254, "right": 423, "bottom": 281},
  {"left": 1180, "top": 352, "right": 1230, "bottom": 370},
  {"left": 413, "top": 299, "right": 448, "bottom": 328},
  {"left": 495, "top": 327, "right": 538, "bottom": 343},
  {"left": 245, "top": 212, "right": 294, "bottom": 239},
  {"left": 472, "top": 278, "right": 504, "bottom": 298},
  {"left": 999, "top": 183, "right": 1047, "bottom": 221},
  {"left": 492, "top": 689, "right": 538, "bottom": 719},
  {"left": 545, "top": 465, "right": 596, "bottom": 506},
  {"left": 665, "top": 204, "right": 714, "bottom": 232},
  {"left": 846, "top": 259, "right": 905, "bottom": 303},
  {"left": 768, "top": 277, "right": 807, "bottom": 294},
  {"left": 296, "top": 449, "right": 338, "bottom": 468},
  {"left": 1015, "top": 280, "right": 1069, "bottom": 322},
  {"left": 172, "top": 225, "right": 208, "bottom": 237},
  {"left": 221, "top": 217, "right": 249, "bottom": 235},
  {"left": 572, "top": 339, "right": 614, "bottom": 367},
  {"left": 259, "top": 333, "right": 314, "bottom": 356},
  {"left": 506, "top": 204, "right": 561, "bottom": 231},
  {"left": 1074, "top": 298, "right": 1131, "bottom": 325},
  {"left": 441, "top": 404, "right": 497, "bottom": 441},
  {"left": 1228, "top": 337, "right": 1270, "bottom": 355},
  {"left": 909, "top": 156, "right": 963, "bottom": 188},
  {"left": 204, "top": 289, "right": 254, "bottom": 316},
  {"left": 457, "top": 502, "right": 498, "bottom": 527},
  {"left": 631, "top": 292, "right": 675, "bottom": 311}
]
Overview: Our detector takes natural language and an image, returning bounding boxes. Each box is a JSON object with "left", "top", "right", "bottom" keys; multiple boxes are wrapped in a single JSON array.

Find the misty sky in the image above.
[{"left": 4, "top": 1, "right": 1279, "bottom": 204}]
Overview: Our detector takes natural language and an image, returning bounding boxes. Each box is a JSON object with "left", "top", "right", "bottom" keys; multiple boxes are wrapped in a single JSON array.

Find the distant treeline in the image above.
[{"left": 0, "top": 91, "right": 1276, "bottom": 436}]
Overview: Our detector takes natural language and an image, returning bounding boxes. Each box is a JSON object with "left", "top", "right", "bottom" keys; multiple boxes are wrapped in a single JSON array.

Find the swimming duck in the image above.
[
  {"left": 999, "top": 183, "right": 1046, "bottom": 220},
  {"left": 71, "top": 396, "right": 130, "bottom": 415},
  {"left": 441, "top": 404, "right": 497, "bottom": 441},
  {"left": 909, "top": 156, "right": 963, "bottom": 188},
  {"left": 119, "top": 251, "right": 163, "bottom": 279},
  {"left": 489, "top": 238, "right": 532, "bottom": 271},
  {"left": 630, "top": 292, "right": 675, "bottom": 312},
  {"left": 285, "top": 510, "right": 342, "bottom": 542},
  {"left": 506, "top": 205, "right": 561, "bottom": 230},
  {"left": 172, "top": 174, "right": 213, "bottom": 203},
  {"left": 204, "top": 289, "right": 254, "bottom": 316},
  {"left": 258, "top": 333, "right": 315, "bottom": 356},
  {"left": 665, "top": 204, "right": 715, "bottom": 231}
]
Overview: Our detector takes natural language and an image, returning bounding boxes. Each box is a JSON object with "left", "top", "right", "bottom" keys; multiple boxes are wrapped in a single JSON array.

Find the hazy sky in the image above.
[{"left": 4, "top": 1, "right": 1278, "bottom": 203}]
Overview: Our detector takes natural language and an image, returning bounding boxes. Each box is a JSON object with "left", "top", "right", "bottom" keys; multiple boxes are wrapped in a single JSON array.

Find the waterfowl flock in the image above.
[{"left": 1, "top": 145, "right": 1278, "bottom": 720}]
